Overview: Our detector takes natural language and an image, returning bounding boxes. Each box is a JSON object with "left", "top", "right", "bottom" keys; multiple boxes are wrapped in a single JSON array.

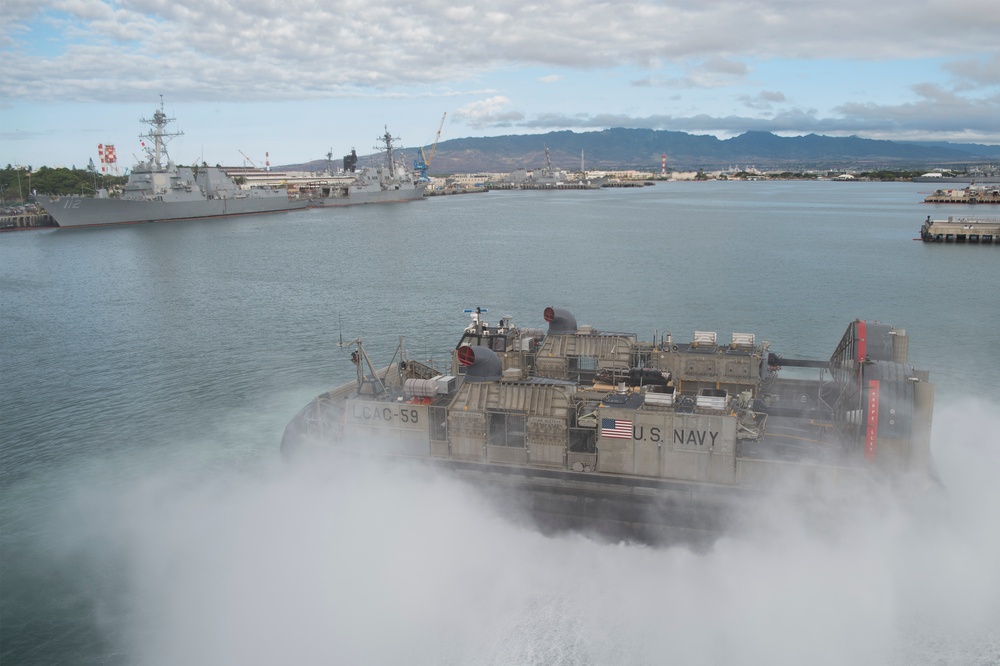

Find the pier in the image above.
[
  {"left": 923, "top": 185, "right": 1000, "bottom": 204},
  {"left": 919, "top": 216, "right": 1000, "bottom": 245},
  {"left": 0, "top": 212, "right": 56, "bottom": 231},
  {"left": 486, "top": 182, "right": 602, "bottom": 191},
  {"left": 424, "top": 185, "right": 488, "bottom": 197},
  {"left": 601, "top": 180, "right": 655, "bottom": 188}
]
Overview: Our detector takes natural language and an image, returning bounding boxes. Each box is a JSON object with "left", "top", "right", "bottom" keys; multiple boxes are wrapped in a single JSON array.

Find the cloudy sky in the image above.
[{"left": 1, "top": 0, "right": 998, "bottom": 168}]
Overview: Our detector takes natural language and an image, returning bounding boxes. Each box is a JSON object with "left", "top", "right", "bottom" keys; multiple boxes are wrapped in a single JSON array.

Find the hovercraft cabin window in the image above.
[{"left": 488, "top": 412, "right": 526, "bottom": 448}]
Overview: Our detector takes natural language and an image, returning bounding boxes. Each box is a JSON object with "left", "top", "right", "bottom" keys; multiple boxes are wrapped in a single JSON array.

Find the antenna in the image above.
[
  {"left": 139, "top": 96, "right": 182, "bottom": 170},
  {"left": 376, "top": 127, "right": 399, "bottom": 178},
  {"left": 464, "top": 307, "right": 488, "bottom": 336}
]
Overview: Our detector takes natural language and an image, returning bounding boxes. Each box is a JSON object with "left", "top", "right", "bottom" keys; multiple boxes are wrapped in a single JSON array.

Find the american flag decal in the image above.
[{"left": 601, "top": 418, "right": 633, "bottom": 439}]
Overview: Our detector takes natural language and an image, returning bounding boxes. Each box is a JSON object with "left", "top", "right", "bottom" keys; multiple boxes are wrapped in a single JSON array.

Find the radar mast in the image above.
[{"left": 139, "top": 95, "right": 184, "bottom": 170}]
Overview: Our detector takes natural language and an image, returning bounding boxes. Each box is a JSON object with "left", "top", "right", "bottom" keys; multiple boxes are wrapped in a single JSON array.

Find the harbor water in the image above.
[{"left": 2, "top": 181, "right": 999, "bottom": 665}]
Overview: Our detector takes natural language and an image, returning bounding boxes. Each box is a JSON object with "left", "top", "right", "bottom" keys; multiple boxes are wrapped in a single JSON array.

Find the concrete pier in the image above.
[
  {"left": 919, "top": 216, "right": 1000, "bottom": 245},
  {"left": 0, "top": 212, "right": 56, "bottom": 231},
  {"left": 923, "top": 185, "right": 1000, "bottom": 204},
  {"left": 487, "top": 181, "right": 602, "bottom": 190},
  {"left": 602, "top": 180, "right": 655, "bottom": 188}
]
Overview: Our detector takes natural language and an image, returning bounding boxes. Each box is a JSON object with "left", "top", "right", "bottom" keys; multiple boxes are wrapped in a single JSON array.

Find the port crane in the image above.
[
  {"left": 413, "top": 112, "right": 446, "bottom": 181},
  {"left": 238, "top": 150, "right": 259, "bottom": 168}
]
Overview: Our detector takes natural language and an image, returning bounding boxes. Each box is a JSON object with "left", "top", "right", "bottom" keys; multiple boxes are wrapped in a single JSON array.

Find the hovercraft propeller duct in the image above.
[
  {"left": 457, "top": 345, "right": 503, "bottom": 382},
  {"left": 544, "top": 307, "right": 578, "bottom": 334}
]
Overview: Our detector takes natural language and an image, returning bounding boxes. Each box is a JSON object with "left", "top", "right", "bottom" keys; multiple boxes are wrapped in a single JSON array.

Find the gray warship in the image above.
[
  {"left": 494, "top": 146, "right": 605, "bottom": 190},
  {"left": 282, "top": 307, "right": 936, "bottom": 543},
  {"left": 37, "top": 99, "right": 306, "bottom": 228},
  {"left": 303, "top": 128, "right": 427, "bottom": 207}
]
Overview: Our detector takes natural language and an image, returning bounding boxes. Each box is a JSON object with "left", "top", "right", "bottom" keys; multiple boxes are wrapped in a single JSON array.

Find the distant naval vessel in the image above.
[
  {"left": 37, "top": 98, "right": 306, "bottom": 228},
  {"left": 303, "top": 128, "right": 427, "bottom": 207}
]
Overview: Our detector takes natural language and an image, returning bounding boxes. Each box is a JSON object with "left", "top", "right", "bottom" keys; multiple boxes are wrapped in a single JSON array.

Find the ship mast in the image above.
[
  {"left": 376, "top": 126, "right": 399, "bottom": 179},
  {"left": 140, "top": 95, "right": 184, "bottom": 171}
]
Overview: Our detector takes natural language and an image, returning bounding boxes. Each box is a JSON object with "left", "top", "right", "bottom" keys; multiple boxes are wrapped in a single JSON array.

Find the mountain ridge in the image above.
[{"left": 284, "top": 129, "right": 1000, "bottom": 173}]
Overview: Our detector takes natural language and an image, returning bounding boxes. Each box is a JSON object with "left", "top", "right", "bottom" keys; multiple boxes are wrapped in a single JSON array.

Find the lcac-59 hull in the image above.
[
  {"left": 284, "top": 427, "right": 764, "bottom": 546},
  {"left": 282, "top": 307, "right": 936, "bottom": 544}
]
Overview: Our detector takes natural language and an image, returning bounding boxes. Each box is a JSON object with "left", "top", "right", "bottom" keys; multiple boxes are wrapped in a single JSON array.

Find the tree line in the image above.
[{"left": 0, "top": 165, "right": 128, "bottom": 202}]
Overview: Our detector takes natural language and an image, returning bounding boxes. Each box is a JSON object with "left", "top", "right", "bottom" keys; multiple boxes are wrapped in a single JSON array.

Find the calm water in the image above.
[{"left": 2, "top": 182, "right": 998, "bottom": 664}]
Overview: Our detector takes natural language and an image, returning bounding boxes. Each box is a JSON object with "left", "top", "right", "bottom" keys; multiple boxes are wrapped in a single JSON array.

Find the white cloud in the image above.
[
  {"left": 2, "top": 0, "right": 998, "bottom": 153},
  {"left": 453, "top": 96, "right": 524, "bottom": 128},
  {"left": 700, "top": 56, "right": 749, "bottom": 77},
  {"left": 740, "top": 90, "right": 786, "bottom": 110},
  {"left": 514, "top": 100, "right": 1000, "bottom": 143},
  {"left": 833, "top": 85, "right": 1000, "bottom": 136},
  {"left": 943, "top": 54, "right": 1000, "bottom": 86},
  {"left": 629, "top": 57, "right": 750, "bottom": 90},
  {"left": 4, "top": 0, "right": 999, "bottom": 103}
]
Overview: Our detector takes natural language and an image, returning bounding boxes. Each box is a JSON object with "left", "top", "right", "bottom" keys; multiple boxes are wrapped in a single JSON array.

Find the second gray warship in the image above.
[
  {"left": 37, "top": 99, "right": 306, "bottom": 228},
  {"left": 303, "top": 128, "right": 427, "bottom": 207}
]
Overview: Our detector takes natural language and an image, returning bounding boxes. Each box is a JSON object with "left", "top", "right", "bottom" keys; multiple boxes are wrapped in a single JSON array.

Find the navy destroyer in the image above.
[
  {"left": 282, "top": 307, "right": 936, "bottom": 543},
  {"left": 303, "top": 128, "right": 427, "bottom": 207},
  {"left": 37, "top": 98, "right": 306, "bottom": 228}
]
